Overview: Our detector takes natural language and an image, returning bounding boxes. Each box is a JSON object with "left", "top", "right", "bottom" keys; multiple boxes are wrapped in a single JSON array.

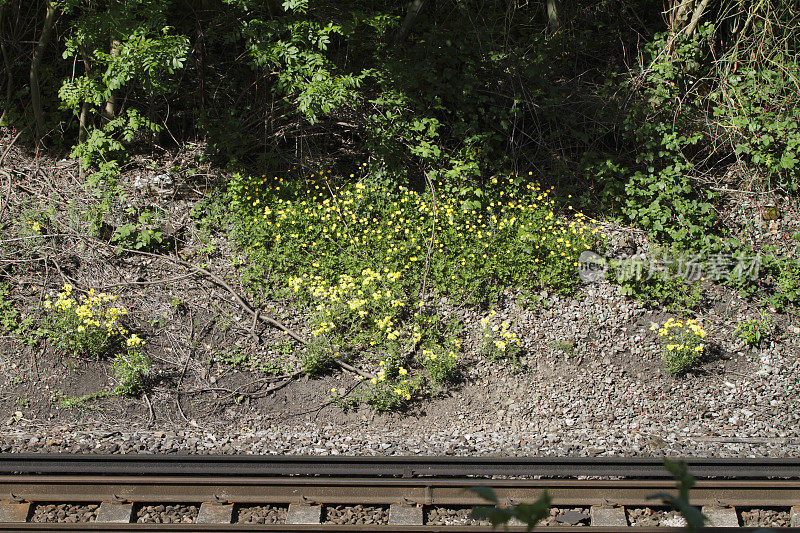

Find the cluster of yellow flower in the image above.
[
  {"left": 479, "top": 310, "right": 521, "bottom": 357},
  {"left": 651, "top": 318, "right": 707, "bottom": 345},
  {"left": 45, "top": 285, "right": 129, "bottom": 334},
  {"left": 43, "top": 284, "right": 144, "bottom": 354},
  {"left": 289, "top": 269, "right": 408, "bottom": 341},
  {"left": 650, "top": 317, "right": 707, "bottom": 374},
  {"left": 228, "top": 167, "right": 602, "bottom": 405},
  {"left": 233, "top": 170, "right": 597, "bottom": 283}
]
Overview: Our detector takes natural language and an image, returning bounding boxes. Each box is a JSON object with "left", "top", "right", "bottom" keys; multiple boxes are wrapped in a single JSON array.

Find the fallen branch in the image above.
[{"left": 85, "top": 238, "right": 376, "bottom": 380}]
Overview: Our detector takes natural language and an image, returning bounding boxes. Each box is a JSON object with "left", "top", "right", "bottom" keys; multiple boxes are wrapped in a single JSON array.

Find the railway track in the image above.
[{"left": 0, "top": 455, "right": 798, "bottom": 531}]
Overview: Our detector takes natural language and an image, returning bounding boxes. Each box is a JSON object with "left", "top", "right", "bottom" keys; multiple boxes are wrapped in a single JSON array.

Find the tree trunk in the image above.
[
  {"left": 683, "top": 0, "right": 711, "bottom": 40},
  {"left": 30, "top": 0, "right": 57, "bottom": 143},
  {"left": 545, "top": 0, "right": 561, "bottom": 32},
  {"left": 102, "top": 39, "right": 120, "bottom": 120},
  {"left": 78, "top": 48, "right": 91, "bottom": 145},
  {"left": 0, "top": 6, "right": 13, "bottom": 125},
  {"left": 670, "top": 0, "right": 694, "bottom": 29},
  {"left": 394, "top": 0, "right": 427, "bottom": 46}
]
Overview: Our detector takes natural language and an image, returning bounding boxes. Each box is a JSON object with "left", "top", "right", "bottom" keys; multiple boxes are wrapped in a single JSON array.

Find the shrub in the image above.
[
  {"left": 651, "top": 318, "right": 707, "bottom": 375},
  {"left": 223, "top": 169, "right": 598, "bottom": 408}
]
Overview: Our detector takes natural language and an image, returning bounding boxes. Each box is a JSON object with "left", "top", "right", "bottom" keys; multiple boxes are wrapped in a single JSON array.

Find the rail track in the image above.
[{"left": 0, "top": 455, "right": 798, "bottom": 531}]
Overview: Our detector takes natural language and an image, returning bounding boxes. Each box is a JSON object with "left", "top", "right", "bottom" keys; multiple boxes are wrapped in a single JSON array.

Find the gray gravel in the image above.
[
  {"left": 136, "top": 504, "right": 198, "bottom": 523},
  {"left": 2, "top": 277, "right": 798, "bottom": 459},
  {"left": 236, "top": 505, "right": 287, "bottom": 524},
  {"left": 324, "top": 505, "right": 388, "bottom": 525},
  {"left": 540, "top": 507, "right": 590, "bottom": 527},
  {"left": 30, "top": 503, "right": 98, "bottom": 523},
  {"left": 739, "top": 507, "right": 792, "bottom": 528},
  {"left": 425, "top": 506, "right": 489, "bottom": 526},
  {"left": 626, "top": 507, "right": 687, "bottom": 527}
]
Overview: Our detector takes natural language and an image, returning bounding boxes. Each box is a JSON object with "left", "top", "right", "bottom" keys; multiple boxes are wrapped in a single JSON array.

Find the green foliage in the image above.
[
  {"left": 591, "top": 24, "right": 723, "bottom": 253},
  {"left": 552, "top": 339, "right": 577, "bottom": 357},
  {"left": 111, "top": 210, "right": 164, "bottom": 252},
  {"left": 470, "top": 487, "right": 552, "bottom": 532},
  {"left": 43, "top": 284, "right": 131, "bottom": 358},
  {"left": 223, "top": 169, "right": 598, "bottom": 409},
  {"left": 610, "top": 259, "right": 703, "bottom": 312},
  {"left": 734, "top": 314, "right": 773, "bottom": 347},
  {"left": 110, "top": 346, "right": 149, "bottom": 395},
  {"left": 41, "top": 284, "right": 149, "bottom": 397},
  {"left": 58, "top": 0, "right": 188, "bottom": 189},
  {"left": 218, "top": 344, "right": 293, "bottom": 375},
  {"left": 0, "top": 283, "right": 24, "bottom": 336},
  {"left": 420, "top": 339, "right": 460, "bottom": 385},
  {"left": 764, "top": 255, "right": 800, "bottom": 312},
  {"left": 648, "top": 461, "right": 706, "bottom": 533}
]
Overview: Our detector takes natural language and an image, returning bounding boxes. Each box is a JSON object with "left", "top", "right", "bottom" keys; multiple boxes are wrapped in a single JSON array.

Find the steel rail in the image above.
[
  {"left": 2, "top": 476, "right": 799, "bottom": 506},
  {"left": 1, "top": 455, "right": 799, "bottom": 479},
  {"left": 0, "top": 526, "right": 767, "bottom": 532}
]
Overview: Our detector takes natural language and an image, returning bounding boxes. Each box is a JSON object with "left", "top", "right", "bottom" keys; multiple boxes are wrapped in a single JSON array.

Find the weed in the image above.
[
  {"left": 111, "top": 210, "right": 165, "bottom": 252},
  {"left": 552, "top": 339, "right": 577, "bottom": 357},
  {"left": 43, "top": 284, "right": 130, "bottom": 358},
  {"left": 610, "top": 256, "right": 703, "bottom": 312},
  {"left": 764, "top": 256, "right": 800, "bottom": 312},
  {"left": 41, "top": 284, "right": 150, "bottom": 401},
  {"left": 222, "top": 169, "right": 596, "bottom": 409},
  {"left": 734, "top": 314, "right": 772, "bottom": 347},
  {"left": 651, "top": 318, "right": 707, "bottom": 376},
  {"left": 478, "top": 310, "right": 522, "bottom": 363}
]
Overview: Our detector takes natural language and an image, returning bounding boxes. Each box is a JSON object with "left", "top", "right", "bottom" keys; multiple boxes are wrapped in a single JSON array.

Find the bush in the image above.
[{"left": 223, "top": 169, "right": 599, "bottom": 408}]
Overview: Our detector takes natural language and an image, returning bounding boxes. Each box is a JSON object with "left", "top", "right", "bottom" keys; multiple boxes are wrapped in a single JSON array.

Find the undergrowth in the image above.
[{"left": 223, "top": 169, "right": 601, "bottom": 410}]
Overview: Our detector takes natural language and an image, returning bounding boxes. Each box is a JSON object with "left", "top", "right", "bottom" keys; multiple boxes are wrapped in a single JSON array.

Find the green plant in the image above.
[
  {"left": 111, "top": 338, "right": 149, "bottom": 395},
  {"left": 420, "top": 339, "right": 460, "bottom": 385},
  {"left": 552, "top": 339, "right": 577, "bottom": 357},
  {"left": 610, "top": 256, "right": 703, "bottom": 312},
  {"left": 648, "top": 461, "right": 706, "bottom": 533},
  {"left": 470, "top": 487, "right": 552, "bottom": 532},
  {"left": 478, "top": 310, "right": 522, "bottom": 363},
  {"left": 734, "top": 314, "right": 773, "bottom": 347},
  {"left": 41, "top": 284, "right": 149, "bottom": 401},
  {"left": 651, "top": 317, "right": 707, "bottom": 375},
  {"left": 111, "top": 210, "right": 164, "bottom": 251},
  {"left": 764, "top": 256, "right": 800, "bottom": 312},
  {"left": 0, "top": 283, "right": 22, "bottom": 335},
  {"left": 218, "top": 346, "right": 290, "bottom": 375},
  {"left": 43, "top": 284, "right": 131, "bottom": 357},
  {"left": 222, "top": 169, "right": 596, "bottom": 410}
]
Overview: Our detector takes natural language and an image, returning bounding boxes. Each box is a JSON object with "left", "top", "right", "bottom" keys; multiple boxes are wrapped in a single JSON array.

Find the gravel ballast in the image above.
[
  {"left": 29, "top": 503, "right": 99, "bottom": 523},
  {"left": 135, "top": 504, "right": 198, "bottom": 524},
  {"left": 1, "top": 276, "right": 798, "bottom": 458},
  {"left": 324, "top": 505, "right": 388, "bottom": 525},
  {"left": 235, "top": 505, "right": 288, "bottom": 524}
]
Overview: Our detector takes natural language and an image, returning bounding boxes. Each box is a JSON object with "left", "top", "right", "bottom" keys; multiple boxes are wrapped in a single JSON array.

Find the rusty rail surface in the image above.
[{"left": 1, "top": 455, "right": 799, "bottom": 479}]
